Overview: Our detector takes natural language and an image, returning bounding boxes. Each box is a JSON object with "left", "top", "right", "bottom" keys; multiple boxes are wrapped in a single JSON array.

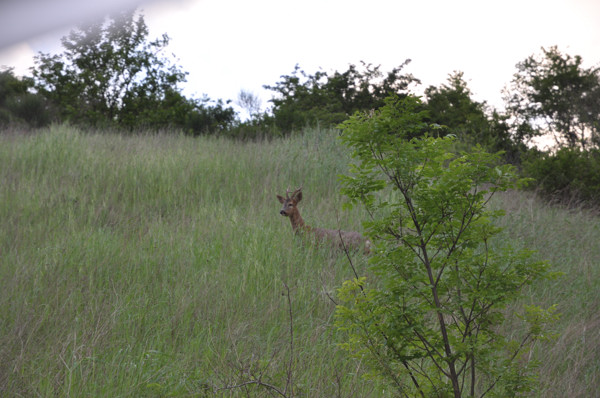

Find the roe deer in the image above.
[{"left": 277, "top": 187, "right": 371, "bottom": 254}]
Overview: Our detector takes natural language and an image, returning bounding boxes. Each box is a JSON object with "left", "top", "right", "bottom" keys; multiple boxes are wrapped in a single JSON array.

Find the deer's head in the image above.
[{"left": 277, "top": 187, "right": 302, "bottom": 217}]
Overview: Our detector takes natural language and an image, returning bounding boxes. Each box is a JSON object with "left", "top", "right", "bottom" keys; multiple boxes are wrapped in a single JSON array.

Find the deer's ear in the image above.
[
  {"left": 277, "top": 195, "right": 285, "bottom": 204},
  {"left": 293, "top": 191, "right": 302, "bottom": 202}
]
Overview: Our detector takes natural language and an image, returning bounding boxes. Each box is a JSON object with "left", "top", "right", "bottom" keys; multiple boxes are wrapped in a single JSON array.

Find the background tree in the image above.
[
  {"left": 236, "top": 89, "right": 262, "bottom": 119},
  {"left": 336, "top": 95, "right": 557, "bottom": 397},
  {"left": 503, "top": 47, "right": 600, "bottom": 205},
  {"left": 0, "top": 67, "right": 52, "bottom": 128},
  {"left": 184, "top": 96, "right": 236, "bottom": 135},
  {"left": 424, "top": 72, "right": 525, "bottom": 162},
  {"left": 264, "top": 61, "right": 419, "bottom": 132},
  {"left": 31, "top": 11, "right": 190, "bottom": 129},
  {"left": 504, "top": 46, "right": 600, "bottom": 149}
]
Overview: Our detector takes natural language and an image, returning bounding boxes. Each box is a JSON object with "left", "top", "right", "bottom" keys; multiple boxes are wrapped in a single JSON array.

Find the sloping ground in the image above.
[
  {"left": 494, "top": 190, "right": 600, "bottom": 397},
  {"left": 0, "top": 125, "right": 597, "bottom": 396}
]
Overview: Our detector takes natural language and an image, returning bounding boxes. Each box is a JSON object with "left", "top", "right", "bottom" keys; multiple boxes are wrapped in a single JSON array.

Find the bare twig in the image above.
[
  {"left": 215, "top": 281, "right": 295, "bottom": 398},
  {"left": 216, "top": 379, "right": 288, "bottom": 397},
  {"left": 335, "top": 213, "right": 363, "bottom": 290},
  {"left": 282, "top": 282, "right": 294, "bottom": 397}
]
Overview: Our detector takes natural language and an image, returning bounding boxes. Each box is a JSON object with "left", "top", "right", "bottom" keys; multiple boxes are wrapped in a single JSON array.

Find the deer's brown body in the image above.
[{"left": 277, "top": 188, "right": 370, "bottom": 254}]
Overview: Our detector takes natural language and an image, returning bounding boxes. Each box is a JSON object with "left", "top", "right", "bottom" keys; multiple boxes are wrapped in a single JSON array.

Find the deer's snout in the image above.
[{"left": 280, "top": 210, "right": 288, "bottom": 216}]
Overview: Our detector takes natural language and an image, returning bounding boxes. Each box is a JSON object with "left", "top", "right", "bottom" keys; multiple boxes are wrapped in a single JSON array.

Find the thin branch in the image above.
[
  {"left": 336, "top": 214, "right": 365, "bottom": 299},
  {"left": 216, "top": 380, "right": 288, "bottom": 397},
  {"left": 282, "top": 282, "right": 294, "bottom": 397},
  {"left": 480, "top": 332, "right": 534, "bottom": 398},
  {"left": 337, "top": 220, "right": 424, "bottom": 397},
  {"left": 216, "top": 281, "right": 295, "bottom": 398}
]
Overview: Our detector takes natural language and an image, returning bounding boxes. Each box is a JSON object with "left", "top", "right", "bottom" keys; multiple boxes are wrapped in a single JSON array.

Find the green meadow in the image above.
[{"left": 1, "top": 126, "right": 598, "bottom": 396}]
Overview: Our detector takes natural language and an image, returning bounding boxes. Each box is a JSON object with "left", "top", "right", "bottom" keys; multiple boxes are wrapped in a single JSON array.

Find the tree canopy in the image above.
[
  {"left": 504, "top": 46, "right": 600, "bottom": 149},
  {"left": 0, "top": 68, "right": 51, "bottom": 128},
  {"left": 264, "top": 61, "right": 419, "bottom": 132},
  {"left": 31, "top": 11, "right": 235, "bottom": 133},
  {"left": 424, "top": 72, "right": 523, "bottom": 161}
]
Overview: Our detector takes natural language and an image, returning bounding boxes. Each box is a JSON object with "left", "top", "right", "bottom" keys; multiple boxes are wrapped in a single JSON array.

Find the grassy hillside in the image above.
[{"left": 0, "top": 126, "right": 598, "bottom": 397}]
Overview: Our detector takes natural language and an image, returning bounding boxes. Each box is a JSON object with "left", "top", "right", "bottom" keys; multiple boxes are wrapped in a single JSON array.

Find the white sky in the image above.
[{"left": 1, "top": 0, "right": 599, "bottom": 115}]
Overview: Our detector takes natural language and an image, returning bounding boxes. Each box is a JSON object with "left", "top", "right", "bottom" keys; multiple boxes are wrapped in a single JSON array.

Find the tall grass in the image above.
[
  {"left": 0, "top": 125, "right": 598, "bottom": 396},
  {"left": 0, "top": 125, "right": 372, "bottom": 397},
  {"left": 493, "top": 192, "right": 600, "bottom": 397}
]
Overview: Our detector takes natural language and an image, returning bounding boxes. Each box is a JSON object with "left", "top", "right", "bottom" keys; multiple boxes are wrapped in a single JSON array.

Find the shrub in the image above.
[
  {"left": 6, "top": 93, "right": 54, "bottom": 128},
  {"left": 524, "top": 148, "right": 600, "bottom": 206},
  {"left": 335, "top": 95, "right": 558, "bottom": 397}
]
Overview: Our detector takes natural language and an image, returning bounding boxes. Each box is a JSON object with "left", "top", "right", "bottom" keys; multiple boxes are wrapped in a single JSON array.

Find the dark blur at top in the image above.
[{"left": 0, "top": 0, "right": 150, "bottom": 49}]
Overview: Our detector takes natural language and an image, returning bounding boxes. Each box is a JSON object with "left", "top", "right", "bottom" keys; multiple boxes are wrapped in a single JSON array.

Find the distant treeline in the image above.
[{"left": 1, "top": 11, "right": 599, "bottom": 205}]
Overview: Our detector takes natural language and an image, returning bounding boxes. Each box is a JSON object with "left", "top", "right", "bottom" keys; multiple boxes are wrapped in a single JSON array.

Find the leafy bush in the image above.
[
  {"left": 184, "top": 98, "right": 236, "bottom": 136},
  {"left": 6, "top": 94, "right": 54, "bottom": 128},
  {"left": 0, "top": 68, "right": 53, "bottom": 128},
  {"left": 222, "top": 114, "right": 282, "bottom": 140},
  {"left": 0, "top": 107, "right": 11, "bottom": 127},
  {"left": 335, "top": 95, "right": 558, "bottom": 397},
  {"left": 524, "top": 148, "right": 600, "bottom": 205}
]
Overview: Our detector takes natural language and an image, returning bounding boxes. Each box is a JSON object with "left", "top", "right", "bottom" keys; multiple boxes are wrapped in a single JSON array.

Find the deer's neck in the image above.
[{"left": 290, "top": 210, "right": 307, "bottom": 233}]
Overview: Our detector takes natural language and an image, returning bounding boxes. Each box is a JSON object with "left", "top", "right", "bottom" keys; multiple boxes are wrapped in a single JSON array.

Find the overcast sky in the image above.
[{"left": 1, "top": 0, "right": 599, "bottom": 114}]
